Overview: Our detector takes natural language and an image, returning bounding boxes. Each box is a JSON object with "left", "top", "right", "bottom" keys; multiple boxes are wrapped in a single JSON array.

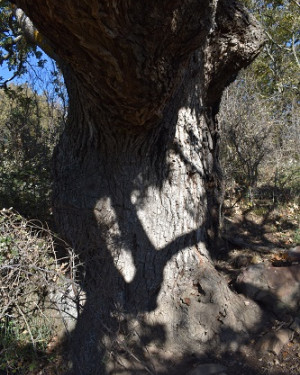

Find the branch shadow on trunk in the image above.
[
  {"left": 54, "top": 88, "right": 268, "bottom": 375},
  {"left": 60, "top": 190, "right": 272, "bottom": 374},
  {"left": 69, "top": 205, "right": 210, "bottom": 374},
  {"left": 59, "top": 113, "right": 211, "bottom": 373}
]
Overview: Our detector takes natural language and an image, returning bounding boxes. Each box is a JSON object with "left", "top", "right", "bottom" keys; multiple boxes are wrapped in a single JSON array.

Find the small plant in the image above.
[
  {"left": 294, "top": 228, "right": 300, "bottom": 245},
  {"left": 252, "top": 205, "right": 269, "bottom": 216}
]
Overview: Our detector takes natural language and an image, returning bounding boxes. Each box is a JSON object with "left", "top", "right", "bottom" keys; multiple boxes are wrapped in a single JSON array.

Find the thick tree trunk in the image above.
[
  {"left": 53, "top": 61, "right": 261, "bottom": 374},
  {"left": 14, "top": 0, "right": 265, "bottom": 373}
]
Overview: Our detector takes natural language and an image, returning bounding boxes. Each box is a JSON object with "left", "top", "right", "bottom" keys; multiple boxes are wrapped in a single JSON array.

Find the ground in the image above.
[
  {"left": 18, "top": 199, "right": 300, "bottom": 375},
  {"left": 213, "top": 199, "right": 300, "bottom": 375}
]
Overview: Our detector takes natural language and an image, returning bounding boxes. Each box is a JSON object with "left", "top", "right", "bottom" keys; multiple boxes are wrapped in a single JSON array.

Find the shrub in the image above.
[{"left": 0, "top": 208, "right": 78, "bottom": 374}]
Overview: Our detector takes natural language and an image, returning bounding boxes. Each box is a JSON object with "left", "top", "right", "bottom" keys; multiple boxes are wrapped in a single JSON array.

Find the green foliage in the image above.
[
  {"left": 294, "top": 228, "right": 300, "bottom": 245},
  {"left": 0, "top": 83, "right": 64, "bottom": 220},
  {"left": 241, "top": 0, "right": 300, "bottom": 112},
  {"left": 250, "top": 0, "right": 299, "bottom": 97},
  {"left": 0, "top": 319, "right": 47, "bottom": 374}
]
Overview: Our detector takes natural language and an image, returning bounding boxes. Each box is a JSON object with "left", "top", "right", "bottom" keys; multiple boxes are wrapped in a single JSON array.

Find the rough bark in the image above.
[{"left": 13, "top": 1, "right": 265, "bottom": 373}]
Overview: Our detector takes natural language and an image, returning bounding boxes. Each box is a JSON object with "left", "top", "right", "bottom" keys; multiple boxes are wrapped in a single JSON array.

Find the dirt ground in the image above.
[{"left": 212, "top": 200, "right": 300, "bottom": 375}]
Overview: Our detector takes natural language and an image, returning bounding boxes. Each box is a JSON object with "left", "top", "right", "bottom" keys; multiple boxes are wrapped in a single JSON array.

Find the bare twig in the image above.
[
  {"left": 0, "top": 208, "right": 79, "bottom": 355},
  {"left": 16, "top": 303, "right": 36, "bottom": 351}
]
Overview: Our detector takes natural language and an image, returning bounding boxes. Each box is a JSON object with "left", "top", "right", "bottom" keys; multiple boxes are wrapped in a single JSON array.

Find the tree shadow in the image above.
[
  {"left": 61, "top": 165, "right": 215, "bottom": 374},
  {"left": 221, "top": 200, "right": 299, "bottom": 259}
]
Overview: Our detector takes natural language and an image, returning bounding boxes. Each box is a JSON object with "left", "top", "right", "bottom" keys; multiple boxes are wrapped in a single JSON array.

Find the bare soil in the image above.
[{"left": 212, "top": 200, "right": 300, "bottom": 375}]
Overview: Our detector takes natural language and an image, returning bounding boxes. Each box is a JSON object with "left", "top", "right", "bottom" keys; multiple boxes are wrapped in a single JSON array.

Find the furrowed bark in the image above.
[{"left": 13, "top": 0, "right": 265, "bottom": 373}]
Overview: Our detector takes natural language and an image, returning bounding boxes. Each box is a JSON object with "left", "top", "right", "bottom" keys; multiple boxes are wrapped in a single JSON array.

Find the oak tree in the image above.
[{"left": 5, "top": 1, "right": 265, "bottom": 373}]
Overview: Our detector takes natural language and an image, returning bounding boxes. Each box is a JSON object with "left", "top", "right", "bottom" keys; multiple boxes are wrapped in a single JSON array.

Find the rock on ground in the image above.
[
  {"left": 236, "top": 263, "right": 300, "bottom": 316},
  {"left": 256, "top": 328, "right": 294, "bottom": 355}
]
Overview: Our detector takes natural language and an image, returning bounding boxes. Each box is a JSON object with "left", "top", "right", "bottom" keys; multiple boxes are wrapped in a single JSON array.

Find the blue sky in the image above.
[
  {"left": 0, "top": 51, "right": 68, "bottom": 110},
  {"left": 0, "top": 50, "right": 56, "bottom": 92},
  {"left": 0, "top": 64, "right": 13, "bottom": 82}
]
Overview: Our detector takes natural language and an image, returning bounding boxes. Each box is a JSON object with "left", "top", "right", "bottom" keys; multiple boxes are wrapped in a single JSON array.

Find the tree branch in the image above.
[
  {"left": 292, "top": 33, "right": 300, "bottom": 69},
  {"left": 13, "top": 7, "right": 57, "bottom": 60}
]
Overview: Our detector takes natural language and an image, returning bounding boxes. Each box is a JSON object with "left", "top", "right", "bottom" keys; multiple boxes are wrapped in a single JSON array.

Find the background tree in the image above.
[
  {"left": 0, "top": 80, "right": 65, "bottom": 220},
  {"left": 220, "top": 0, "right": 300, "bottom": 204},
  {"left": 4, "top": 1, "right": 265, "bottom": 374}
]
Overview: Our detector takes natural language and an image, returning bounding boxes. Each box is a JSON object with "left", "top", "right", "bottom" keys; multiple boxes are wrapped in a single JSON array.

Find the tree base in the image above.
[{"left": 65, "top": 247, "right": 263, "bottom": 375}]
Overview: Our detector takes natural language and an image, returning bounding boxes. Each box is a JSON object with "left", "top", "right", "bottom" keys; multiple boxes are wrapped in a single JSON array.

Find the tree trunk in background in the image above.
[{"left": 14, "top": 0, "right": 265, "bottom": 373}]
